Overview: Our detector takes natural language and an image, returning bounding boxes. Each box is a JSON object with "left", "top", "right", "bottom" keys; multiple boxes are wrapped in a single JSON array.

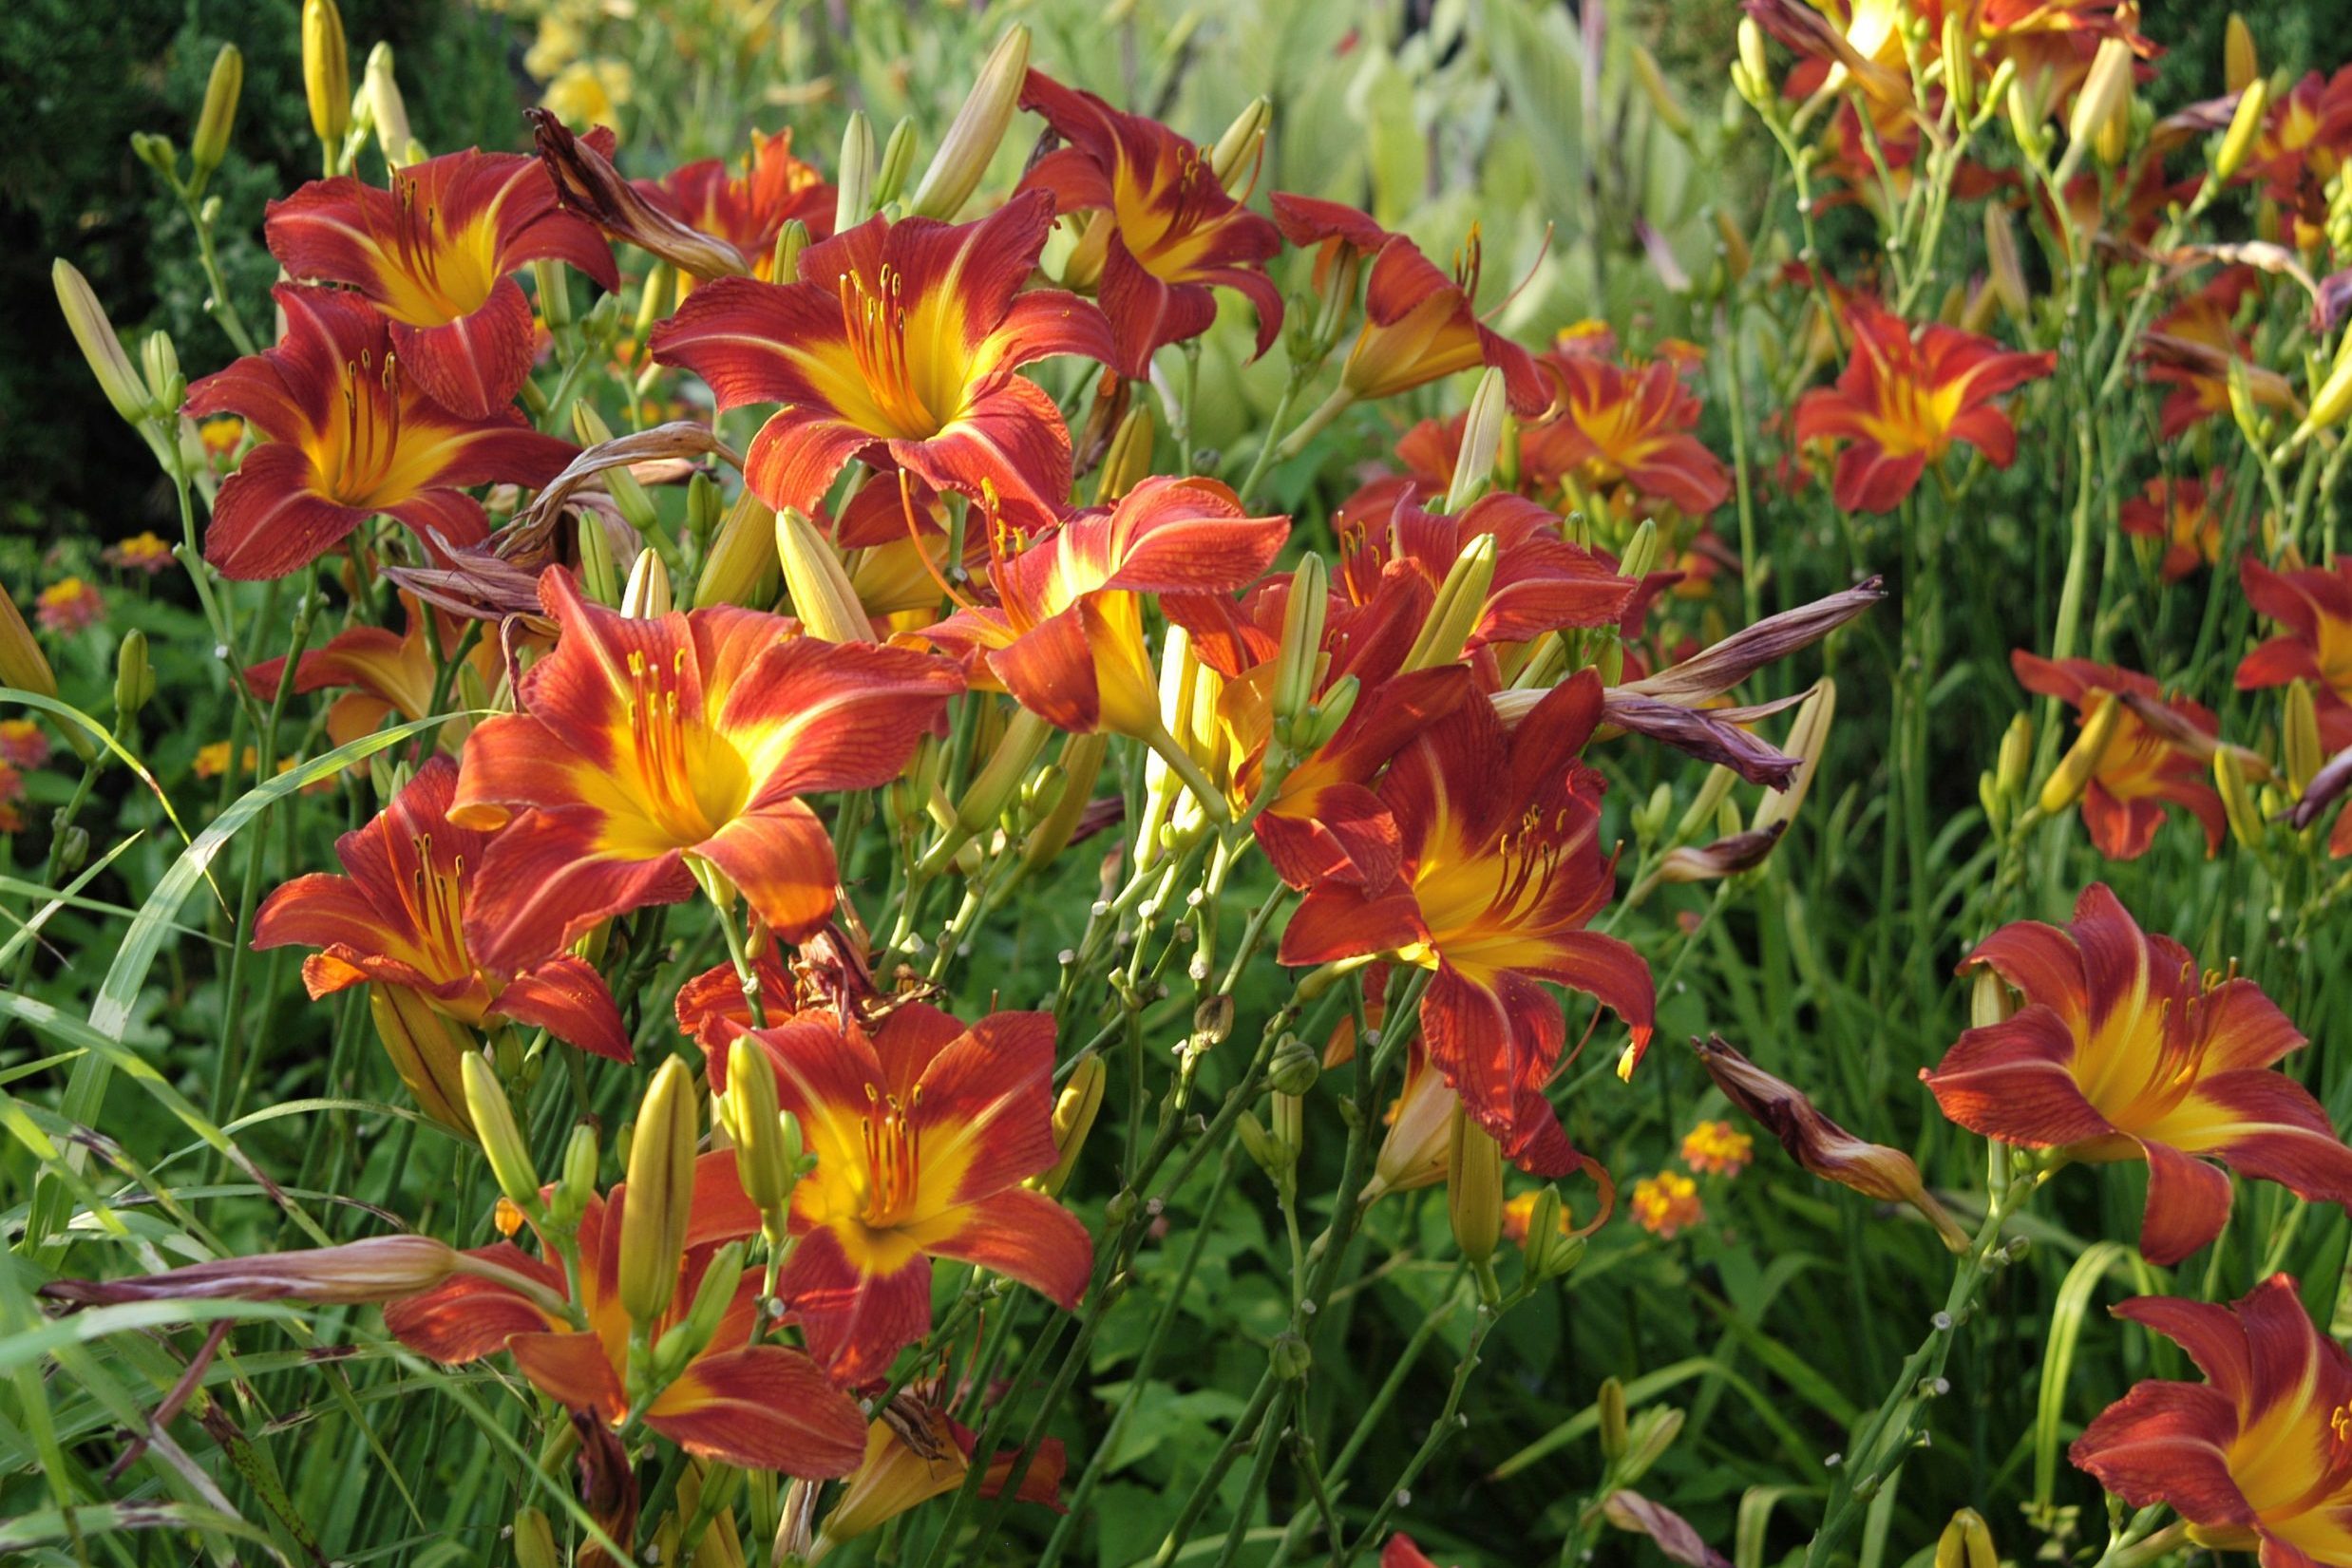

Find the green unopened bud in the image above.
[
  {"left": 1272, "top": 555, "right": 1330, "bottom": 730},
  {"left": 1236, "top": 1109, "right": 1291, "bottom": 1180},
  {"left": 956, "top": 706, "right": 1053, "bottom": 838},
  {"left": 1736, "top": 18, "right": 1771, "bottom": 104},
  {"left": 1293, "top": 673, "right": 1359, "bottom": 753},
  {"left": 1941, "top": 15, "right": 1973, "bottom": 120},
  {"left": 1267, "top": 1034, "right": 1320, "bottom": 1097},
  {"left": 775, "top": 506, "right": 872, "bottom": 642},
  {"left": 910, "top": 26, "right": 1029, "bottom": 219},
  {"left": 368, "top": 986, "right": 473, "bottom": 1134},
  {"left": 1631, "top": 44, "right": 1694, "bottom": 140},
  {"left": 2224, "top": 14, "right": 2259, "bottom": 95},
  {"left": 1402, "top": 533, "right": 1497, "bottom": 671},
  {"left": 462, "top": 1051, "right": 544, "bottom": 1214},
  {"left": 1937, "top": 1509, "right": 1999, "bottom": 1568},
  {"left": 2216, "top": 746, "right": 2265, "bottom": 850},
  {"left": 1995, "top": 712, "right": 2033, "bottom": 803},
  {"left": 1617, "top": 518, "right": 1660, "bottom": 584},
  {"left": 302, "top": 0, "right": 351, "bottom": 151},
  {"left": 1446, "top": 1107, "right": 1504, "bottom": 1266},
  {"left": 1620, "top": 1407, "right": 1685, "bottom": 1484},
  {"left": 578, "top": 514, "right": 621, "bottom": 606},
  {"left": 717, "top": 1042, "right": 796, "bottom": 1224},
  {"left": 2039, "top": 689, "right": 2121, "bottom": 813},
  {"left": 514, "top": 1508, "right": 560, "bottom": 1568},
  {"left": 693, "top": 488, "right": 779, "bottom": 609},
  {"left": 365, "top": 44, "right": 410, "bottom": 167},
  {"left": 1632, "top": 781, "right": 1675, "bottom": 845},
  {"left": 618, "top": 1056, "right": 698, "bottom": 1327},
  {"left": 653, "top": 1239, "right": 747, "bottom": 1383},
  {"left": 620, "top": 547, "right": 673, "bottom": 619},
  {"left": 772, "top": 218, "right": 812, "bottom": 281},
  {"left": 2216, "top": 77, "right": 2267, "bottom": 182},
  {"left": 1445, "top": 367, "right": 1509, "bottom": 514},
  {"left": 874, "top": 117, "right": 920, "bottom": 209},
  {"left": 1021, "top": 731, "right": 1108, "bottom": 874},
  {"left": 54, "top": 260, "right": 153, "bottom": 426},
  {"left": 1598, "top": 1376, "right": 1630, "bottom": 1461},
  {"left": 1093, "top": 405, "right": 1155, "bottom": 504},
  {"left": 192, "top": 45, "right": 244, "bottom": 184},
  {"left": 551, "top": 1122, "right": 599, "bottom": 1228},
  {"left": 1968, "top": 968, "right": 2016, "bottom": 1030},
  {"left": 141, "top": 332, "right": 183, "bottom": 413},
  {"left": 1035, "top": 1054, "right": 1106, "bottom": 1199},
  {"left": 835, "top": 112, "right": 877, "bottom": 230},
  {"left": 1517, "top": 1185, "right": 1578, "bottom": 1280},
  {"left": 2285, "top": 679, "right": 2324, "bottom": 795},
  {"left": 1211, "top": 97, "right": 1271, "bottom": 192},
  {"left": 2293, "top": 342, "right": 2352, "bottom": 447},
  {"left": 2058, "top": 36, "right": 2134, "bottom": 183},
  {"left": 112, "top": 628, "right": 153, "bottom": 724}
]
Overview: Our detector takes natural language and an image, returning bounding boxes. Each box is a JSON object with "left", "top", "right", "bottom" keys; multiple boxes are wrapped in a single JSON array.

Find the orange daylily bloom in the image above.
[
  {"left": 244, "top": 591, "right": 500, "bottom": 756},
  {"left": 2011, "top": 652, "right": 2225, "bottom": 860},
  {"left": 1523, "top": 334, "right": 1731, "bottom": 519},
  {"left": 925, "top": 475, "right": 1289, "bottom": 738},
  {"left": 1016, "top": 70, "right": 1283, "bottom": 378},
  {"left": 727, "top": 1003, "right": 1092, "bottom": 1385},
  {"left": 2239, "top": 66, "right": 2352, "bottom": 246},
  {"left": 2236, "top": 557, "right": 2352, "bottom": 753},
  {"left": 1357, "top": 1033, "right": 1616, "bottom": 1206},
  {"left": 1741, "top": 0, "right": 1910, "bottom": 106},
  {"left": 638, "top": 129, "right": 836, "bottom": 279},
  {"left": 385, "top": 1152, "right": 867, "bottom": 1475},
  {"left": 651, "top": 191, "right": 1115, "bottom": 532},
  {"left": 254, "top": 756, "right": 633, "bottom": 1064},
  {"left": 1925, "top": 884, "right": 2352, "bottom": 1265},
  {"left": 267, "top": 150, "right": 619, "bottom": 417},
  {"left": 449, "top": 567, "right": 962, "bottom": 971},
  {"left": 1269, "top": 195, "right": 1549, "bottom": 415},
  {"left": 2137, "top": 269, "right": 2299, "bottom": 441},
  {"left": 1792, "top": 296, "right": 2054, "bottom": 513},
  {"left": 2118, "top": 472, "right": 2225, "bottom": 583},
  {"left": 1278, "top": 671, "right": 1656, "bottom": 1158},
  {"left": 184, "top": 285, "right": 577, "bottom": 580},
  {"left": 811, "top": 1392, "right": 1067, "bottom": 1556},
  {"left": 2074, "top": 1274, "right": 2352, "bottom": 1566}
]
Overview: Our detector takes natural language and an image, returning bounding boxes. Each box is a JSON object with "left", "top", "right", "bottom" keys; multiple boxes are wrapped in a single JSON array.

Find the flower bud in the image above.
[
  {"left": 366, "top": 44, "right": 411, "bottom": 167},
  {"left": 1267, "top": 1033, "right": 1320, "bottom": 1097},
  {"left": 1095, "top": 406, "right": 1155, "bottom": 504},
  {"left": 1598, "top": 1375, "right": 1630, "bottom": 1461},
  {"left": 772, "top": 218, "right": 811, "bottom": 282},
  {"left": 955, "top": 707, "right": 1054, "bottom": 843},
  {"left": 1631, "top": 45, "right": 1694, "bottom": 140},
  {"left": 1969, "top": 969, "right": 2016, "bottom": 1030},
  {"left": 1021, "top": 731, "right": 1108, "bottom": 874},
  {"left": 2283, "top": 679, "right": 2324, "bottom": 796},
  {"left": 1445, "top": 367, "right": 1509, "bottom": 514},
  {"left": 1236, "top": 1108, "right": 1291, "bottom": 1181},
  {"left": 1446, "top": 1107, "right": 1505, "bottom": 1266},
  {"left": 693, "top": 488, "right": 780, "bottom": 609},
  {"left": 1517, "top": 1184, "right": 1585, "bottom": 1279},
  {"left": 776, "top": 507, "right": 873, "bottom": 642},
  {"left": 1617, "top": 517, "right": 1661, "bottom": 584},
  {"left": 1752, "top": 678, "right": 1835, "bottom": 836},
  {"left": 874, "top": 116, "right": 920, "bottom": 210},
  {"left": 2064, "top": 38, "right": 2134, "bottom": 163},
  {"left": 1941, "top": 14, "right": 1974, "bottom": 119},
  {"left": 192, "top": 45, "right": 243, "bottom": 185},
  {"left": 620, "top": 547, "right": 673, "bottom": 619},
  {"left": 112, "top": 628, "right": 153, "bottom": 725},
  {"left": 1270, "top": 1332, "right": 1313, "bottom": 1381},
  {"left": 1713, "top": 208, "right": 1751, "bottom": 285},
  {"left": 2216, "top": 78, "right": 2267, "bottom": 182},
  {"left": 713, "top": 1042, "right": 792, "bottom": 1226},
  {"left": 302, "top": 0, "right": 351, "bottom": 152},
  {"left": 514, "top": 1508, "right": 560, "bottom": 1568},
  {"left": 1211, "top": 97, "right": 1271, "bottom": 192},
  {"left": 835, "top": 112, "right": 877, "bottom": 231},
  {"left": 653, "top": 1240, "right": 747, "bottom": 1383},
  {"left": 1401, "top": 533, "right": 1497, "bottom": 671},
  {"left": 1034, "top": 1054, "right": 1106, "bottom": 1199},
  {"left": 2215, "top": 746, "right": 2266, "bottom": 850},
  {"left": 2224, "top": 13, "right": 2258, "bottom": 95},
  {"left": 618, "top": 1056, "right": 699, "bottom": 1328},
  {"left": 53, "top": 260, "right": 153, "bottom": 427},
  {"left": 1994, "top": 712, "right": 2033, "bottom": 803},
  {"left": 909, "top": 26, "right": 1029, "bottom": 219},
  {"left": 578, "top": 513, "right": 622, "bottom": 607},
  {"left": 369, "top": 986, "right": 474, "bottom": 1133},
  {"left": 1620, "top": 1407, "right": 1685, "bottom": 1484},
  {"left": 1937, "top": 1509, "right": 1999, "bottom": 1568},
  {"left": 2295, "top": 342, "right": 2352, "bottom": 447},
  {"left": 1736, "top": 18, "right": 1771, "bottom": 104},
  {"left": 42, "top": 1234, "right": 462, "bottom": 1309},
  {"left": 1982, "top": 206, "right": 2028, "bottom": 323},
  {"left": 2038, "top": 689, "right": 2121, "bottom": 813},
  {"left": 462, "top": 1050, "right": 544, "bottom": 1214},
  {"left": 1271, "top": 555, "right": 1330, "bottom": 732},
  {"left": 551, "top": 1121, "right": 600, "bottom": 1228},
  {"left": 141, "top": 331, "right": 183, "bottom": 414}
]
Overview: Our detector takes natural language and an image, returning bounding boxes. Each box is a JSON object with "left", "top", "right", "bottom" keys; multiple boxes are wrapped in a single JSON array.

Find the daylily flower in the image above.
[
  {"left": 266, "top": 149, "right": 619, "bottom": 416},
  {"left": 1792, "top": 296, "right": 2054, "bottom": 512},
  {"left": 639, "top": 129, "right": 836, "bottom": 278},
  {"left": 2138, "top": 270, "right": 2297, "bottom": 440},
  {"left": 1269, "top": 195, "right": 1549, "bottom": 417},
  {"left": 184, "top": 285, "right": 577, "bottom": 581},
  {"left": 2074, "top": 1275, "right": 2352, "bottom": 1565},
  {"left": 650, "top": 190, "right": 1114, "bottom": 532},
  {"left": 1278, "top": 671, "right": 1656, "bottom": 1156},
  {"left": 1740, "top": 0, "right": 1910, "bottom": 107},
  {"left": 450, "top": 567, "right": 962, "bottom": 971},
  {"left": 384, "top": 1151, "right": 868, "bottom": 1475},
  {"left": 1924, "top": 883, "right": 2352, "bottom": 1265},
  {"left": 2236, "top": 557, "right": 2352, "bottom": 752},
  {"left": 1523, "top": 339, "right": 1731, "bottom": 518},
  {"left": 810, "top": 1391, "right": 1066, "bottom": 1557},
  {"left": 1354, "top": 1031, "right": 1613, "bottom": 1202},
  {"left": 733, "top": 1002, "right": 1092, "bottom": 1384},
  {"left": 2011, "top": 652, "right": 2225, "bottom": 860},
  {"left": 2240, "top": 66, "right": 2352, "bottom": 247},
  {"left": 1016, "top": 70, "right": 1283, "bottom": 378},
  {"left": 925, "top": 475, "right": 1289, "bottom": 739},
  {"left": 254, "top": 757, "right": 633, "bottom": 1097},
  {"left": 244, "top": 590, "right": 501, "bottom": 755},
  {"left": 2118, "top": 472, "right": 2225, "bottom": 583}
]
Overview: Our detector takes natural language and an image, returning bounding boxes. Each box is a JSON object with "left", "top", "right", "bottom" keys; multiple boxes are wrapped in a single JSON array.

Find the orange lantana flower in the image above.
[{"left": 1630, "top": 1171, "right": 1703, "bottom": 1237}]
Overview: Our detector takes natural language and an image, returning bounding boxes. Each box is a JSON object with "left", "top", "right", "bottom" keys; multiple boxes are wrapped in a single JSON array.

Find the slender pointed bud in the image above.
[
  {"left": 693, "top": 489, "right": 780, "bottom": 609},
  {"left": 551, "top": 1122, "right": 599, "bottom": 1229},
  {"left": 1937, "top": 1510, "right": 1999, "bottom": 1568},
  {"left": 514, "top": 1508, "right": 560, "bottom": 1568},
  {"left": 1446, "top": 1107, "right": 1505, "bottom": 1266},
  {"left": 1941, "top": 14, "right": 1973, "bottom": 119},
  {"left": 192, "top": 45, "right": 243, "bottom": 184},
  {"left": 717, "top": 1042, "right": 795, "bottom": 1220},
  {"left": 618, "top": 1057, "right": 698, "bottom": 1328},
  {"left": 1598, "top": 1376, "right": 1631, "bottom": 1461},
  {"left": 775, "top": 506, "right": 873, "bottom": 642},
  {"left": 1402, "top": 533, "right": 1498, "bottom": 671},
  {"left": 2224, "top": 14, "right": 2258, "bottom": 95},
  {"left": 302, "top": 0, "right": 351, "bottom": 151},
  {"left": 654, "top": 1239, "right": 747, "bottom": 1383},
  {"left": 2093, "top": 78, "right": 2134, "bottom": 166},
  {"left": 1271, "top": 555, "right": 1330, "bottom": 730},
  {"left": 2216, "top": 78, "right": 2267, "bottom": 181},
  {"left": 1994, "top": 715, "right": 2033, "bottom": 807},
  {"left": 1211, "top": 97, "right": 1271, "bottom": 191},
  {"left": 573, "top": 406, "right": 660, "bottom": 536},
  {"left": 1753, "top": 678, "right": 1835, "bottom": 835},
  {"left": 620, "top": 547, "right": 673, "bottom": 619},
  {"left": 365, "top": 44, "right": 411, "bottom": 167},
  {"left": 957, "top": 707, "right": 1053, "bottom": 836},
  {"left": 2295, "top": 343, "right": 2352, "bottom": 445},
  {"left": 1021, "top": 731, "right": 1107, "bottom": 873},
  {"left": 369, "top": 987, "right": 474, "bottom": 1134},
  {"left": 1969, "top": 969, "right": 2016, "bottom": 1030},
  {"left": 835, "top": 113, "right": 877, "bottom": 231},
  {"left": 1295, "top": 673, "right": 1360, "bottom": 752},
  {"left": 1675, "top": 765, "right": 1740, "bottom": 841},
  {"left": 1033, "top": 1054, "right": 1107, "bottom": 1199},
  {"left": 1617, "top": 518, "right": 1661, "bottom": 584},
  {"left": 2215, "top": 746, "right": 2265, "bottom": 850},
  {"left": 2039, "top": 689, "right": 2122, "bottom": 813},
  {"left": 1095, "top": 406, "right": 1155, "bottom": 504},
  {"left": 1631, "top": 45, "right": 1694, "bottom": 139},
  {"left": 767, "top": 220, "right": 810, "bottom": 286},
  {"left": 1713, "top": 208, "right": 1752, "bottom": 284},
  {"left": 1983, "top": 206, "right": 2028, "bottom": 322},
  {"left": 2063, "top": 38, "right": 2134, "bottom": 167},
  {"left": 2286, "top": 680, "right": 2324, "bottom": 794},
  {"left": 910, "top": 26, "right": 1029, "bottom": 219},
  {"left": 1236, "top": 1108, "right": 1289, "bottom": 1180},
  {"left": 0, "top": 589, "right": 57, "bottom": 704},
  {"left": 112, "top": 628, "right": 153, "bottom": 725},
  {"left": 1736, "top": 18, "right": 1771, "bottom": 104},
  {"left": 54, "top": 261, "right": 154, "bottom": 426},
  {"left": 1982, "top": 56, "right": 2018, "bottom": 123},
  {"left": 1621, "top": 1407, "right": 1685, "bottom": 1484},
  {"left": 141, "top": 332, "right": 183, "bottom": 414},
  {"left": 462, "top": 1051, "right": 544, "bottom": 1212},
  {"left": 874, "top": 117, "right": 920, "bottom": 209},
  {"left": 1518, "top": 1185, "right": 1584, "bottom": 1278},
  {"left": 578, "top": 513, "right": 621, "bottom": 606},
  {"left": 633, "top": 264, "right": 671, "bottom": 342},
  {"left": 1445, "top": 367, "right": 1509, "bottom": 514}
]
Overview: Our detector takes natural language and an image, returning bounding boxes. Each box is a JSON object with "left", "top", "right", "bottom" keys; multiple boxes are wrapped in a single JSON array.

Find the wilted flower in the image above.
[
  {"left": 1680, "top": 1120, "right": 1754, "bottom": 1176},
  {"left": 42, "top": 1234, "right": 463, "bottom": 1307},
  {"left": 2117, "top": 473, "right": 2225, "bottom": 582},
  {"left": 1630, "top": 1171, "right": 1703, "bottom": 1237},
  {"left": 2011, "top": 652, "right": 2225, "bottom": 860},
  {"left": 36, "top": 577, "right": 104, "bottom": 634},
  {"left": 103, "top": 532, "right": 177, "bottom": 575},
  {"left": 1924, "top": 884, "right": 2352, "bottom": 1266},
  {"left": 2139, "top": 270, "right": 2297, "bottom": 440}
]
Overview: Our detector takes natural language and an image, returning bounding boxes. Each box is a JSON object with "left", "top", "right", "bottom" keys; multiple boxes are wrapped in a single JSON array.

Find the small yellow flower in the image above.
[
  {"left": 1631, "top": 1171, "right": 1703, "bottom": 1238},
  {"left": 104, "top": 532, "right": 178, "bottom": 576},
  {"left": 1681, "top": 1119, "right": 1755, "bottom": 1177},
  {"left": 194, "top": 741, "right": 258, "bottom": 781},
  {"left": 197, "top": 415, "right": 245, "bottom": 468},
  {"left": 36, "top": 578, "right": 104, "bottom": 634}
]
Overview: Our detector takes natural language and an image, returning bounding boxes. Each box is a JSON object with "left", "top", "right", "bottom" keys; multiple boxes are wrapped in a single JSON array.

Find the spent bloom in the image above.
[
  {"left": 1631, "top": 1171, "right": 1703, "bottom": 1238},
  {"left": 103, "top": 532, "right": 177, "bottom": 575},
  {"left": 1925, "top": 884, "right": 2352, "bottom": 1266},
  {"left": 1681, "top": 1120, "right": 1755, "bottom": 1177},
  {"left": 639, "top": 129, "right": 836, "bottom": 278},
  {"left": 36, "top": 578, "right": 104, "bottom": 634}
]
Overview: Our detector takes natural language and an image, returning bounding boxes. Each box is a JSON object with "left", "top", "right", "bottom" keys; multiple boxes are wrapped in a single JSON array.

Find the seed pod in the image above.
[
  {"left": 1936, "top": 1509, "right": 1999, "bottom": 1568},
  {"left": 1267, "top": 1034, "right": 1320, "bottom": 1097}
]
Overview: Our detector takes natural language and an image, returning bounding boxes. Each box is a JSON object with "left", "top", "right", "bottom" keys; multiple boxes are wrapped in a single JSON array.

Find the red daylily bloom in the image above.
[
  {"left": 730, "top": 1003, "right": 1092, "bottom": 1385},
  {"left": 1357, "top": 1032, "right": 1616, "bottom": 1210},
  {"left": 639, "top": 129, "right": 836, "bottom": 280},
  {"left": 1924, "top": 884, "right": 2352, "bottom": 1265},
  {"left": 450, "top": 568, "right": 962, "bottom": 971},
  {"left": 385, "top": 1152, "right": 867, "bottom": 1475},
  {"left": 1278, "top": 671, "right": 1656, "bottom": 1158},
  {"left": 2118, "top": 473, "right": 2225, "bottom": 583},
  {"left": 1269, "top": 195, "right": 1549, "bottom": 415},
  {"left": 2012, "top": 652, "right": 2225, "bottom": 860},
  {"left": 812, "top": 1392, "right": 1066, "bottom": 1553},
  {"left": 267, "top": 150, "right": 619, "bottom": 417},
  {"left": 1523, "top": 343, "right": 1730, "bottom": 518},
  {"left": 925, "top": 475, "right": 1289, "bottom": 738},
  {"left": 1792, "top": 296, "right": 2052, "bottom": 512},
  {"left": 2073, "top": 1275, "right": 2352, "bottom": 1566},
  {"left": 254, "top": 756, "right": 631, "bottom": 1062},
  {"left": 244, "top": 590, "right": 502, "bottom": 756},
  {"left": 2241, "top": 66, "right": 2352, "bottom": 247},
  {"left": 2236, "top": 557, "right": 2352, "bottom": 752},
  {"left": 2137, "top": 270, "right": 2299, "bottom": 441},
  {"left": 1016, "top": 70, "right": 1283, "bottom": 378},
  {"left": 184, "top": 285, "right": 577, "bottom": 580},
  {"left": 650, "top": 191, "right": 1114, "bottom": 532}
]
